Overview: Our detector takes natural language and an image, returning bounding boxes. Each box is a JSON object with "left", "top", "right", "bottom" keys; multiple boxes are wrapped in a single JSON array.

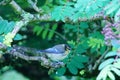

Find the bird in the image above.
[{"left": 38, "top": 44, "right": 71, "bottom": 61}]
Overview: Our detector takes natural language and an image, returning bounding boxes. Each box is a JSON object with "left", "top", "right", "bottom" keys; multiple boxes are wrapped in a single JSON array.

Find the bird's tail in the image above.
[{"left": 36, "top": 50, "right": 45, "bottom": 53}]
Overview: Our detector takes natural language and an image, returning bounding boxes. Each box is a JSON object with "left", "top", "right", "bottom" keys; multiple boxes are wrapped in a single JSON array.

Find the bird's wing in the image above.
[{"left": 44, "top": 47, "right": 64, "bottom": 54}]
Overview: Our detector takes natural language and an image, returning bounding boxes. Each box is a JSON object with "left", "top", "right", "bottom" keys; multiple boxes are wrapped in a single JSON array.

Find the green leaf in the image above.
[
  {"left": 75, "top": 45, "right": 86, "bottom": 54},
  {"left": 90, "top": 47, "right": 96, "bottom": 53},
  {"left": 113, "top": 60, "right": 120, "bottom": 69},
  {"left": 72, "top": 55, "right": 82, "bottom": 64},
  {"left": 33, "top": 26, "right": 43, "bottom": 36},
  {"left": 98, "top": 58, "right": 114, "bottom": 70},
  {"left": 4, "top": 21, "right": 15, "bottom": 34},
  {"left": 14, "top": 34, "right": 23, "bottom": 40},
  {"left": 88, "top": 36, "right": 104, "bottom": 49},
  {"left": 52, "top": 5, "right": 74, "bottom": 22},
  {"left": 48, "top": 24, "right": 57, "bottom": 40},
  {"left": 111, "top": 67, "right": 120, "bottom": 76},
  {"left": 100, "top": 46, "right": 106, "bottom": 54},
  {"left": 80, "top": 22, "right": 89, "bottom": 29},
  {"left": 0, "top": 20, "right": 7, "bottom": 34},
  {"left": 51, "top": 6, "right": 63, "bottom": 21},
  {"left": 116, "top": 59, "right": 120, "bottom": 62},
  {"left": 80, "top": 39, "right": 89, "bottom": 49},
  {"left": 106, "top": 3, "right": 119, "bottom": 15},
  {"left": 0, "top": 70, "right": 29, "bottom": 80},
  {"left": 107, "top": 71, "right": 115, "bottom": 80},
  {"left": 42, "top": 24, "right": 49, "bottom": 39},
  {"left": 73, "top": 55, "right": 88, "bottom": 63},
  {"left": 114, "top": 8, "right": 120, "bottom": 22},
  {"left": 67, "top": 62, "right": 78, "bottom": 75},
  {"left": 56, "top": 67, "right": 66, "bottom": 76},
  {"left": 71, "top": 58, "right": 84, "bottom": 69},
  {"left": 37, "top": 27, "right": 43, "bottom": 36},
  {"left": 97, "top": 66, "right": 109, "bottom": 80},
  {"left": 91, "top": 3, "right": 98, "bottom": 10},
  {"left": 105, "top": 51, "right": 117, "bottom": 58},
  {"left": 0, "top": 36, "right": 4, "bottom": 42},
  {"left": 111, "top": 39, "right": 120, "bottom": 49},
  {"left": 62, "top": 6, "right": 74, "bottom": 17},
  {"left": 0, "top": 20, "right": 15, "bottom": 34},
  {"left": 104, "top": 0, "right": 118, "bottom": 11},
  {"left": 71, "top": 12, "right": 81, "bottom": 22}
]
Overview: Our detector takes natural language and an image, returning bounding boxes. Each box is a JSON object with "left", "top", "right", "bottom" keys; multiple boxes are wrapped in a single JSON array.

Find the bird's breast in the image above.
[{"left": 46, "top": 53, "right": 68, "bottom": 61}]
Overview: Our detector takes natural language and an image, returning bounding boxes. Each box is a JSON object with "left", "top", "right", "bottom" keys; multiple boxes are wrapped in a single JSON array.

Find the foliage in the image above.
[
  {"left": 0, "top": 70, "right": 29, "bottom": 80},
  {"left": 0, "top": 20, "right": 15, "bottom": 42},
  {"left": 0, "top": 0, "right": 120, "bottom": 80},
  {"left": 0, "top": 66, "right": 28, "bottom": 80},
  {"left": 51, "top": 0, "right": 110, "bottom": 22},
  {"left": 88, "top": 32, "right": 104, "bottom": 49},
  {"left": 0, "top": 20, "right": 23, "bottom": 46},
  {"left": 33, "top": 23, "right": 58, "bottom": 40},
  {"left": 97, "top": 40, "right": 120, "bottom": 80}
]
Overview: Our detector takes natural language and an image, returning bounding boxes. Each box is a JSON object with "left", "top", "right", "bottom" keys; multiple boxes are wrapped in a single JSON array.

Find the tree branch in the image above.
[
  {"left": 9, "top": 0, "right": 107, "bottom": 23},
  {"left": 4, "top": 44, "right": 65, "bottom": 68},
  {"left": 0, "top": 42, "right": 65, "bottom": 68}
]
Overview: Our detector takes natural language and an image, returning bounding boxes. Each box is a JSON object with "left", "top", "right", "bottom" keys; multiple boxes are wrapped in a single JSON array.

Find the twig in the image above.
[
  {"left": 92, "top": 47, "right": 110, "bottom": 70},
  {"left": 0, "top": 0, "right": 11, "bottom": 5},
  {"left": 27, "top": 0, "right": 43, "bottom": 13},
  {"left": 9, "top": 0, "right": 28, "bottom": 36},
  {"left": 9, "top": 0, "right": 25, "bottom": 14}
]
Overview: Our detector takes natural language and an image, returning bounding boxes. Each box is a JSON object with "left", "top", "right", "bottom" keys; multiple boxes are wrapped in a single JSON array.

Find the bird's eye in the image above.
[{"left": 65, "top": 44, "right": 71, "bottom": 50}]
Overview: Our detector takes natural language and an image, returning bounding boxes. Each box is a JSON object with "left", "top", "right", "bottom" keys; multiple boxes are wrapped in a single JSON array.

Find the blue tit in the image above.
[{"left": 39, "top": 44, "right": 71, "bottom": 61}]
